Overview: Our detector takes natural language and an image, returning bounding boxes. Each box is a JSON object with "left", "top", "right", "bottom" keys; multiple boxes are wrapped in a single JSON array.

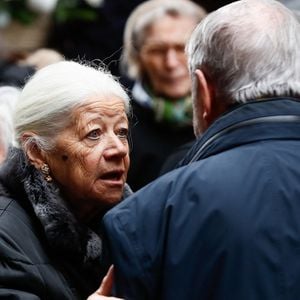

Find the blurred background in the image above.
[
  {"left": 0, "top": 0, "right": 237, "bottom": 86},
  {"left": 0, "top": 0, "right": 298, "bottom": 86}
]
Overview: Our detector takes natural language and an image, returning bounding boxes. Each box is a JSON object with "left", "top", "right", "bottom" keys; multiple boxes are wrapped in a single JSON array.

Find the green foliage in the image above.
[
  {"left": 0, "top": 0, "right": 99, "bottom": 26},
  {"left": 54, "top": 0, "right": 98, "bottom": 23},
  {"left": 0, "top": 0, "right": 38, "bottom": 25}
]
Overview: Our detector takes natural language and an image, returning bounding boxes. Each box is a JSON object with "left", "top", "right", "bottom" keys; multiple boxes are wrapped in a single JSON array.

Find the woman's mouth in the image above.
[{"left": 100, "top": 170, "right": 124, "bottom": 184}]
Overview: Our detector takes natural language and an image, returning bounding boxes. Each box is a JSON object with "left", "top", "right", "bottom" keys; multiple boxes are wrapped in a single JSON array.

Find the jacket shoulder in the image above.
[
  {"left": 0, "top": 195, "right": 49, "bottom": 297},
  {"left": 0, "top": 195, "right": 42, "bottom": 261}
]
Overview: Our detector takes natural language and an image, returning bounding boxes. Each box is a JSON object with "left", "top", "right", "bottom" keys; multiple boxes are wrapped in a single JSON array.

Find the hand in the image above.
[{"left": 87, "top": 265, "right": 123, "bottom": 300}]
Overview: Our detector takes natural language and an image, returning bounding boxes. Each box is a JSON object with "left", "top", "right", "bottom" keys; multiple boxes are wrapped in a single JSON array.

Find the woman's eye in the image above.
[
  {"left": 87, "top": 129, "right": 101, "bottom": 140},
  {"left": 117, "top": 128, "right": 128, "bottom": 139}
]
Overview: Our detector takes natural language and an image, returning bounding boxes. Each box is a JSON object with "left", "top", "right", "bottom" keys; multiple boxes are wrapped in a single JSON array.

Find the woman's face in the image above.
[
  {"left": 45, "top": 95, "right": 130, "bottom": 219},
  {"left": 139, "top": 15, "right": 197, "bottom": 99}
]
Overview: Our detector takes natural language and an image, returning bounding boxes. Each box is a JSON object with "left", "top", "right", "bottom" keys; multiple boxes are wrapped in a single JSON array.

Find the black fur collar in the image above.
[{"left": 0, "top": 148, "right": 132, "bottom": 266}]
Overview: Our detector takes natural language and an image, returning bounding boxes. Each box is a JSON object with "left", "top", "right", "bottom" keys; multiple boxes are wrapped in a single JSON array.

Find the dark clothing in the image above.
[
  {"left": 103, "top": 98, "right": 300, "bottom": 299},
  {"left": 159, "top": 140, "right": 195, "bottom": 175},
  {"left": 47, "top": 0, "right": 233, "bottom": 78},
  {"left": 0, "top": 59, "right": 35, "bottom": 88},
  {"left": 193, "top": 0, "right": 234, "bottom": 12},
  {"left": 127, "top": 99, "right": 195, "bottom": 191},
  {"left": 0, "top": 149, "right": 131, "bottom": 299},
  {"left": 47, "top": 0, "right": 144, "bottom": 78}
]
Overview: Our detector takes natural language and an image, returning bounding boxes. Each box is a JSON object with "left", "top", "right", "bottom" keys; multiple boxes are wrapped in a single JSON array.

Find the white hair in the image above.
[
  {"left": 187, "top": 0, "right": 300, "bottom": 104},
  {"left": 122, "top": 0, "right": 206, "bottom": 80},
  {"left": 0, "top": 86, "right": 21, "bottom": 161},
  {"left": 14, "top": 60, "right": 130, "bottom": 151}
]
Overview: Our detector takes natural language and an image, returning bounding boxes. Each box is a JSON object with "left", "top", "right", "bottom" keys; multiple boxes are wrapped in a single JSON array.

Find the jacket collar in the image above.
[{"left": 181, "top": 98, "right": 300, "bottom": 165}]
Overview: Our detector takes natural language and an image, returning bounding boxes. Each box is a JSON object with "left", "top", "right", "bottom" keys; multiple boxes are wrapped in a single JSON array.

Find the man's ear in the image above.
[
  {"left": 21, "top": 133, "right": 46, "bottom": 169},
  {"left": 194, "top": 69, "right": 214, "bottom": 127}
]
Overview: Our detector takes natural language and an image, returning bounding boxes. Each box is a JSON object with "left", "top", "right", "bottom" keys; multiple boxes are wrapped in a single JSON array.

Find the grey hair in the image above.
[
  {"left": 122, "top": 0, "right": 206, "bottom": 80},
  {"left": 14, "top": 60, "right": 130, "bottom": 151},
  {"left": 187, "top": 0, "right": 300, "bottom": 105},
  {"left": 0, "top": 86, "right": 21, "bottom": 159},
  {"left": 292, "top": 9, "right": 300, "bottom": 22}
]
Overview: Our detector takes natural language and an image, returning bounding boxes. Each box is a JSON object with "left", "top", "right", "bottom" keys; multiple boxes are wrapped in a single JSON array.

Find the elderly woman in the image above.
[
  {"left": 122, "top": 0, "right": 206, "bottom": 191},
  {"left": 0, "top": 61, "right": 131, "bottom": 299}
]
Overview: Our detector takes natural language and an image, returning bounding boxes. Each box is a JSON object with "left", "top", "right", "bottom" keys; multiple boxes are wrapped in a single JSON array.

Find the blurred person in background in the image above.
[
  {"left": 45, "top": 0, "right": 235, "bottom": 81},
  {"left": 0, "top": 31, "right": 63, "bottom": 87},
  {"left": 123, "top": 0, "right": 206, "bottom": 191},
  {"left": 0, "top": 61, "right": 131, "bottom": 299},
  {"left": 0, "top": 47, "right": 64, "bottom": 87},
  {"left": 0, "top": 86, "right": 20, "bottom": 164},
  {"left": 0, "top": 34, "right": 35, "bottom": 87},
  {"left": 0, "top": 0, "right": 64, "bottom": 87},
  {"left": 1, "top": 0, "right": 235, "bottom": 83},
  {"left": 18, "top": 47, "right": 64, "bottom": 70},
  {"left": 0, "top": 56, "right": 33, "bottom": 87}
]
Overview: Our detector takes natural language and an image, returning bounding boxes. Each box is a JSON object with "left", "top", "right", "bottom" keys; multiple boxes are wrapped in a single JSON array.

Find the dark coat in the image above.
[
  {"left": 0, "top": 59, "right": 35, "bottom": 88},
  {"left": 127, "top": 99, "right": 195, "bottom": 191},
  {"left": 0, "top": 149, "right": 131, "bottom": 299},
  {"left": 46, "top": 0, "right": 144, "bottom": 78},
  {"left": 159, "top": 140, "right": 195, "bottom": 175},
  {"left": 103, "top": 98, "right": 300, "bottom": 299}
]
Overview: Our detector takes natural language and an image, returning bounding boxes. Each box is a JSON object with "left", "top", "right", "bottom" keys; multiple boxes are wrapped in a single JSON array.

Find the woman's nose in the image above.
[{"left": 103, "top": 134, "right": 128, "bottom": 159}]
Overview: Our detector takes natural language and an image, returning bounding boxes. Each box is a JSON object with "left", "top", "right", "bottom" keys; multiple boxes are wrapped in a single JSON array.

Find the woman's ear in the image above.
[{"left": 21, "top": 132, "right": 46, "bottom": 169}]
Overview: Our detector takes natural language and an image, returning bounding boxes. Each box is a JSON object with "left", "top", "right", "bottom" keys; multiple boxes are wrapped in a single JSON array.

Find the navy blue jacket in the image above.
[{"left": 103, "top": 98, "right": 300, "bottom": 300}]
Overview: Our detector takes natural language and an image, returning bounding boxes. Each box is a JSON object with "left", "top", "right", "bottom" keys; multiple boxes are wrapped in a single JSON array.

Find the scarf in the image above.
[{"left": 132, "top": 81, "right": 193, "bottom": 127}]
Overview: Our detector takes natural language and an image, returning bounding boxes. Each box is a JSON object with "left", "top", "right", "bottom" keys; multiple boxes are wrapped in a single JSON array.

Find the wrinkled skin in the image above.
[{"left": 45, "top": 96, "right": 130, "bottom": 221}]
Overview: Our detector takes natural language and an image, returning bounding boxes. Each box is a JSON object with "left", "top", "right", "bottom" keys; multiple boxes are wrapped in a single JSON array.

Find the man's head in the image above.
[
  {"left": 122, "top": 0, "right": 206, "bottom": 99},
  {"left": 186, "top": 0, "right": 300, "bottom": 136}
]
